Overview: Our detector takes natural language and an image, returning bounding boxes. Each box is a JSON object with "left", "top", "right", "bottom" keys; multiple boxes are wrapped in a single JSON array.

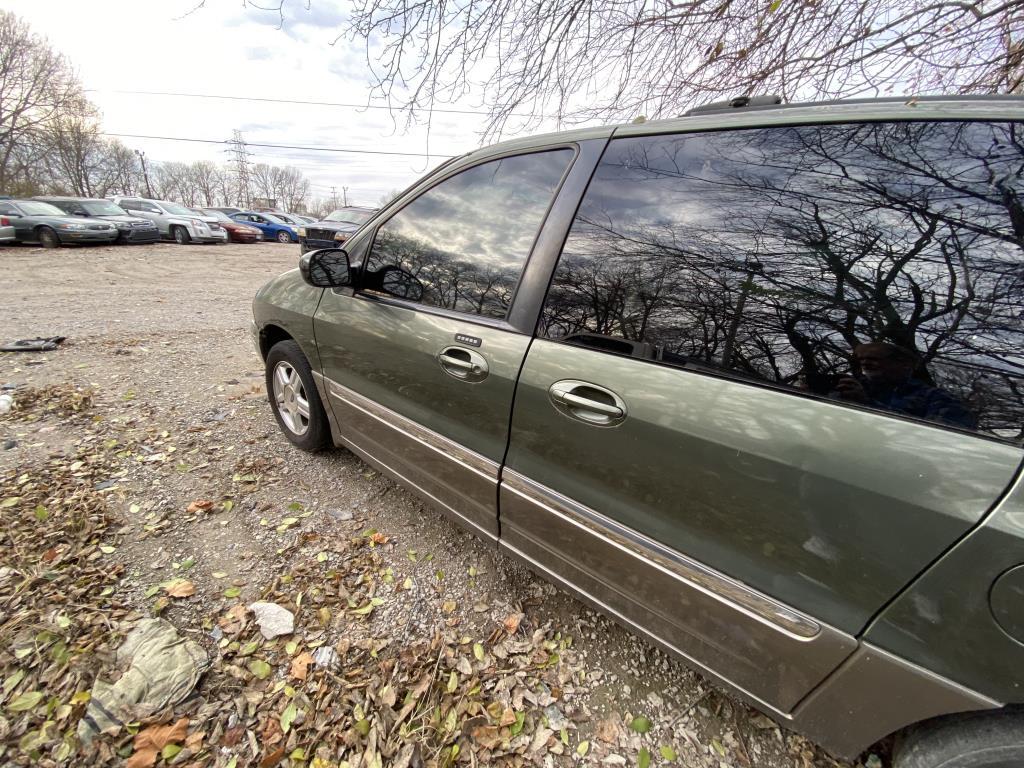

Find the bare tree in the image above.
[
  {"left": 0, "top": 10, "right": 84, "bottom": 191},
  {"left": 189, "top": 161, "right": 221, "bottom": 206},
  {"left": 341, "top": 0, "right": 1024, "bottom": 137}
]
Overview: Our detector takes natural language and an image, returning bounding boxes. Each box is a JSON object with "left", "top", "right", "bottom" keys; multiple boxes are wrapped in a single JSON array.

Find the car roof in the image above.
[
  {"left": 462, "top": 95, "right": 1024, "bottom": 162},
  {"left": 35, "top": 196, "right": 113, "bottom": 203}
]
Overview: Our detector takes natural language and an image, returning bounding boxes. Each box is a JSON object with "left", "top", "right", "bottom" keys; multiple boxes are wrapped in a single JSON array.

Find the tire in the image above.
[
  {"left": 265, "top": 340, "right": 331, "bottom": 452},
  {"left": 895, "top": 709, "right": 1024, "bottom": 768},
  {"left": 276, "top": 230, "right": 292, "bottom": 244},
  {"left": 172, "top": 226, "right": 191, "bottom": 244},
  {"left": 37, "top": 227, "right": 60, "bottom": 249}
]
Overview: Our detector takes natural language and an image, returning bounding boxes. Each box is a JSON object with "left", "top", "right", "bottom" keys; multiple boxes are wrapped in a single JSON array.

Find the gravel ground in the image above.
[{"left": 0, "top": 241, "right": 868, "bottom": 768}]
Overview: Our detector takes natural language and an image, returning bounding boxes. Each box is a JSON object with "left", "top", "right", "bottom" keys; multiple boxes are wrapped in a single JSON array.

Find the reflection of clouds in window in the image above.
[
  {"left": 367, "top": 150, "right": 572, "bottom": 318},
  {"left": 544, "top": 121, "right": 1024, "bottom": 440}
]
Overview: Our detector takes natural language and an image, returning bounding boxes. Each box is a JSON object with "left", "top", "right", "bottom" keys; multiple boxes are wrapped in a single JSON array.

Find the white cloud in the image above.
[{"left": 5, "top": 0, "right": 568, "bottom": 207}]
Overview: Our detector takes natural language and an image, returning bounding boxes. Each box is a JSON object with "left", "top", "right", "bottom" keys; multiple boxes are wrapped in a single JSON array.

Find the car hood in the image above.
[
  {"left": 33, "top": 214, "right": 116, "bottom": 226},
  {"left": 307, "top": 220, "right": 361, "bottom": 233},
  {"left": 90, "top": 214, "right": 154, "bottom": 225}
]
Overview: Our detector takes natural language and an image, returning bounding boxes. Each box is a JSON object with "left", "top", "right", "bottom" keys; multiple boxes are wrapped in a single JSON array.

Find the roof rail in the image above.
[{"left": 685, "top": 95, "right": 783, "bottom": 116}]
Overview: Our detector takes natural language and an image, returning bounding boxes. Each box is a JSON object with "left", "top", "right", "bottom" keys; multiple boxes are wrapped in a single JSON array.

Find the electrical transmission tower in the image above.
[{"left": 228, "top": 130, "right": 252, "bottom": 208}]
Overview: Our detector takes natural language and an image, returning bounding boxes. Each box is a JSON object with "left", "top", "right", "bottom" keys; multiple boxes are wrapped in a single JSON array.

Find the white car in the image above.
[{"left": 111, "top": 197, "right": 228, "bottom": 244}]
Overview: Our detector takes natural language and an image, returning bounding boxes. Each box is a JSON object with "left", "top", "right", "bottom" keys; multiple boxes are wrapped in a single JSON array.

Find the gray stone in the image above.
[{"left": 249, "top": 601, "right": 294, "bottom": 639}]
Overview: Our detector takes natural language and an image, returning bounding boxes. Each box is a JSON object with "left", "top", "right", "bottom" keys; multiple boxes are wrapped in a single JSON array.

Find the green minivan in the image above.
[{"left": 252, "top": 96, "right": 1024, "bottom": 767}]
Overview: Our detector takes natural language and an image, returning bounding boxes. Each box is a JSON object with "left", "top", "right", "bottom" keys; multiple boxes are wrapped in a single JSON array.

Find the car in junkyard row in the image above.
[
  {"left": 199, "top": 208, "right": 264, "bottom": 243},
  {"left": 0, "top": 199, "right": 118, "bottom": 247},
  {"left": 35, "top": 196, "right": 160, "bottom": 244},
  {"left": 230, "top": 211, "right": 298, "bottom": 243},
  {"left": 111, "top": 197, "right": 228, "bottom": 244},
  {"left": 297, "top": 206, "right": 376, "bottom": 253},
  {"left": 251, "top": 96, "right": 1024, "bottom": 768}
]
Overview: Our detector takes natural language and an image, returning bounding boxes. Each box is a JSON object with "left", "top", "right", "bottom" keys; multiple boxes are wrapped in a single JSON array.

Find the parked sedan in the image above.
[
  {"left": 35, "top": 197, "right": 160, "bottom": 244},
  {"left": 297, "top": 206, "right": 376, "bottom": 253},
  {"left": 0, "top": 199, "right": 118, "bottom": 247},
  {"left": 199, "top": 209, "right": 263, "bottom": 243},
  {"left": 230, "top": 211, "right": 297, "bottom": 243},
  {"left": 252, "top": 97, "right": 1024, "bottom": 768}
]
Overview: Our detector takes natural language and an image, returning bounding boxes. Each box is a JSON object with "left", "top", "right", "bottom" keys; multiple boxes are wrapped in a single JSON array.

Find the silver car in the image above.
[{"left": 111, "top": 197, "right": 228, "bottom": 244}]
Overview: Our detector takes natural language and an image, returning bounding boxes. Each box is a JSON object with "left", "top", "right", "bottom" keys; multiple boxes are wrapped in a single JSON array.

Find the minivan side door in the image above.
[
  {"left": 313, "top": 146, "right": 589, "bottom": 540},
  {"left": 501, "top": 120, "right": 1024, "bottom": 715}
]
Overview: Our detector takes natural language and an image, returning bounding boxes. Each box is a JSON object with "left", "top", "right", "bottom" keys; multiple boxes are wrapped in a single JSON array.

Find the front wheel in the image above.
[
  {"left": 37, "top": 227, "right": 60, "bottom": 248},
  {"left": 276, "top": 230, "right": 292, "bottom": 244},
  {"left": 172, "top": 226, "right": 191, "bottom": 244},
  {"left": 895, "top": 709, "right": 1024, "bottom": 768},
  {"left": 265, "top": 340, "right": 330, "bottom": 452}
]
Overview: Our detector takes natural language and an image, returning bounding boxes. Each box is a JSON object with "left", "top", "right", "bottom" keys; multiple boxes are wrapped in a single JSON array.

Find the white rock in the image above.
[
  {"left": 249, "top": 601, "right": 294, "bottom": 639},
  {"left": 312, "top": 645, "right": 340, "bottom": 669}
]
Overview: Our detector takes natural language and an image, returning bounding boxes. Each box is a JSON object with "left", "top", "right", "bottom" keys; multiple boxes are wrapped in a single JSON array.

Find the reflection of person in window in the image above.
[{"left": 832, "top": 342, "right": 977, "bottom": 430}]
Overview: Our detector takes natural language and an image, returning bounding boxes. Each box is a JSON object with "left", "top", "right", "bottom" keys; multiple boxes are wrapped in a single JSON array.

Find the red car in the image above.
[{"left": 200, "top": 209, "right": 263, "bottom": 243}]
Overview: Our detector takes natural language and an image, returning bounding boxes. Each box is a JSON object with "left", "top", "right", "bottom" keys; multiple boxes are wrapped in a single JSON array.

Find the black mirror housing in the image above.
[{"left": 300, "top": 248, "right": 352, "bottom": 287}]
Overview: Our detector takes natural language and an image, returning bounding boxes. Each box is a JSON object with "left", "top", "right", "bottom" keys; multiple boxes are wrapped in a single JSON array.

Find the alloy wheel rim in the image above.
[{"left": 272, "top": 361, "right": 310, "bottom": 436}]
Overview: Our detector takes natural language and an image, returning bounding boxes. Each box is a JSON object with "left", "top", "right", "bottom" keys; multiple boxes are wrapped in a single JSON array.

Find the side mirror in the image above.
[
  {"left": 73, "top": 210, "right": 88, "bottom": 217},
  {"left": 300, "top": 248, "right": 352, "bottom": 287}
]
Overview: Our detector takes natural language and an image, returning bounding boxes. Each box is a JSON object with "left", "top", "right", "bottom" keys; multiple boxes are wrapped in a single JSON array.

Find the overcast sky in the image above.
[{"left": 6, "top": 0, "right": 572, "bottom": 208}]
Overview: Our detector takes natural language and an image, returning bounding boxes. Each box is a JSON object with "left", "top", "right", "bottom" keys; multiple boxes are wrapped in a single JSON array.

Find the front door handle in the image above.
[
  {"left": 437, "top": 346, "right": 488, "bottom": 382},
  {"left": 548, "top": 380, "right": 627, "bottom": 426}
]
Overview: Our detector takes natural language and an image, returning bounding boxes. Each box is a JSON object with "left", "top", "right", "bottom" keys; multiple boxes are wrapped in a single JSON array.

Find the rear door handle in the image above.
[
  {"left": 437, "top": 345, "right": 488, "bottom": 382},
  {"left": 548, "top": 380, "right": 627, "bottom": 426}
]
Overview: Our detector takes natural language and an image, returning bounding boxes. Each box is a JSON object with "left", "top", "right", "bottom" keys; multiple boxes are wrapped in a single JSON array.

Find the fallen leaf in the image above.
[
  {"left": 249, "top": 659, "right": 272, "bottom": 680},
  {"left": 186, "top": 499, "right": 214, "bottom": 513},
  {"left": 7, "top": 690, "right": 43, "bottom": 712},
  {"left": 164, "top": 579, "right": 195, "bottom": 598},
  {"left": 630, "top": 715, "right": 652, "bottom": 734},
  {"left": 290, "top": 652, "right": 314, "bottom": 681},
  {"left": 127, "top": 718, "right": 188, "bottom": 768},
  {"left": 260, "top": 746, "right": 286, "bottom": 768}
]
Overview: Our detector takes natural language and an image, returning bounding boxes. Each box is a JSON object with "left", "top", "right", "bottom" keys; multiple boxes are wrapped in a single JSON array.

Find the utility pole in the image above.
[
  {"left": 342, "top": 186, "right": 349, "bottom": 207},
  {"left": 330, "top": 186, "right": 338, "bottom": 208},
  {"left": 228, "top": 130, "right": 252, "bottom": 208},
  {"left": 135, "top": 150, "right": 154, "bottom": 198}
]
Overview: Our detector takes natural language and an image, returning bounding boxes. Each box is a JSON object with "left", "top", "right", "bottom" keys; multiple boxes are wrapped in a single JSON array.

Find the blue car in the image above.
[{"left": 230, "top": 211, "right": 298, "bottom": 243}]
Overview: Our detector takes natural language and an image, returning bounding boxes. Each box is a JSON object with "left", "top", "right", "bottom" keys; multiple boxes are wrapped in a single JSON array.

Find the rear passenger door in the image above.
[
  {"left": 501, "top": 120, "right": 1024, "bottom": 715},
  {"left": 313, "top": 147, "right": 584, "bottom": 540}
]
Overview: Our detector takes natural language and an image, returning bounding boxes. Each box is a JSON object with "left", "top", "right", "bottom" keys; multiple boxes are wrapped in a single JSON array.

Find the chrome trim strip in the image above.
[
  {"left": 498, "top": 537, "right": 789, "bottom": 718},
  {"left": 324, "top": 376, "right": 499, "bottom": 482},
  {"left": 502, "top": 468, "right": 820, "bottom": 639}
]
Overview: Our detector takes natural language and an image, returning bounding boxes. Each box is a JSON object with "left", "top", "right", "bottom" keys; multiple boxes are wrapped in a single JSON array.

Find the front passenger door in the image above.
[{"left": 314, "top": 149, "right": 576, "bottom": 540}]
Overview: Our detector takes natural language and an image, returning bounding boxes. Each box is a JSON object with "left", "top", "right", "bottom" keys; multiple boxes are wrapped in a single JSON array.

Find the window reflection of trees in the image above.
[
  {"left": 542, "top": 122, "right": 1024, "bottom": 441},
  {"left": 366, "top": 150, "right": 572, "bottom": 319}
]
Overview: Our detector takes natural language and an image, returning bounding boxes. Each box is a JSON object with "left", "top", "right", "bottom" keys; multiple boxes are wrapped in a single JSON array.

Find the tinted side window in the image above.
[
  {"left": 364, "top": 149, "right": 573, "bottom": 319},
  {"left": 120, "top": 200, "right": 139, "bottom": 211},
  {"left": 0, "top": 203, "right": 16, "bottom": 215},
  {"left": 541, "top": 122, "right": 1024, "bottom": 441}
]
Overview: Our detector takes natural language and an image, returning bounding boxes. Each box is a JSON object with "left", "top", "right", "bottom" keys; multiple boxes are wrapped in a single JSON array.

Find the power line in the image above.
[
  {"left": 99, "top": 132, "right": 454, "bottom": 158},
  {"left": 87, "top": 88, "right": 532, "bottom": 118}
]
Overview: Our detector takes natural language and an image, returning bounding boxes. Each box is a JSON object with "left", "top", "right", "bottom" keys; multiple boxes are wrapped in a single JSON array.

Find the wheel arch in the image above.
[{"left": 259, "top": 323, "right": 295, "bottom": 362}]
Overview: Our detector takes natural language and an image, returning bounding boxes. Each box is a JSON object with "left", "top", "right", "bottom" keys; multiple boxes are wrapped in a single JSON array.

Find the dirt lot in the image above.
[{"left": 0, "top": 242, "right": 865, "bottom": 767}]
